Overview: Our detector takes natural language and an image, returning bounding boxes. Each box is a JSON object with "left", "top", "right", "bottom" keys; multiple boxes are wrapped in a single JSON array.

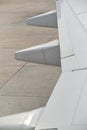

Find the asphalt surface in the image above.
[{"left": 0, "top": 0, "right": 61, "bottom": 117}]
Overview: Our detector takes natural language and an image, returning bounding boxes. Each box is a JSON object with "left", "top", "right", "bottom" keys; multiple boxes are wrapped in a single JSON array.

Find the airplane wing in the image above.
[
  {"left": 26, "top": 10, "right": 57, "bottom": 28},
  {"left": 59, "top": 0, "right": 87, "bottom": 72},
  {"left": 1, "top": 0, "right": 87, "bottom": 130},
  {"left": 36, "top": 1, "right": 87, "bottom": 130}
]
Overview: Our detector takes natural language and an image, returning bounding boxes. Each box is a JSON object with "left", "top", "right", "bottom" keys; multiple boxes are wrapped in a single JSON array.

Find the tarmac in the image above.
[{"left": 0, "top": 0, "right": 61, "bottom": 117}]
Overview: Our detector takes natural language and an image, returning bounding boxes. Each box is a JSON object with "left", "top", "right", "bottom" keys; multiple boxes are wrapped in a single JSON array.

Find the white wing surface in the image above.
[
  {"left": 58, "top": 0, "right": 87, "bottom": 71},
  {"left": 36, "top": 0, "right": 87, "bottom": 130}
]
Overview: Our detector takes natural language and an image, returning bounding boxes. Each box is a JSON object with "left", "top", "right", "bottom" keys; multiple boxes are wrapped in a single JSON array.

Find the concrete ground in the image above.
[{"left": 0, "top": 0, "right": 61, "bottom": 117}]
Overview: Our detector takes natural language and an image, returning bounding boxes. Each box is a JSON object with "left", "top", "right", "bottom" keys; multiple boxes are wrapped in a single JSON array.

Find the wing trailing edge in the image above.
[
  {"left": 15, "top": 40, "right": 61, "bottom": 66},
  {"left": 0, "top": 107, "right": 44, "bottom": 130},
  {"left": 26, "top": 10, "right": 57, "bottom": 28}
]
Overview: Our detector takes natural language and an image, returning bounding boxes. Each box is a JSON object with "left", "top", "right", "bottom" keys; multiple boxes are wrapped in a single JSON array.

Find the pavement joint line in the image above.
[
  {"left": 47, "top": 31, "right": 58, "bottom": 43},
  {"left": 0, "top": 95, "right": 49, "bottom": 98},
  {"left": 0, "top": 63, "right": 27, "bottom": 89}
]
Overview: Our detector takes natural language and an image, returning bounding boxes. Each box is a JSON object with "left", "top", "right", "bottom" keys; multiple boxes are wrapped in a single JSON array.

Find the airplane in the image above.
[{"left": 0, "top": 0, "right": 87, "bottom": 130}]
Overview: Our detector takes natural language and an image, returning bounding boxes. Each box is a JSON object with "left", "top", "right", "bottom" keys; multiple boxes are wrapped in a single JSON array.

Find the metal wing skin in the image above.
[
  {"left": 58, "top": 0, "right": 87, "bottom": 72},
  {"left": 1, "top": 0, "right": 87, "bottom": 130},
  {"left": 36, "top": 1, "right": 87, "bottom": 130}
]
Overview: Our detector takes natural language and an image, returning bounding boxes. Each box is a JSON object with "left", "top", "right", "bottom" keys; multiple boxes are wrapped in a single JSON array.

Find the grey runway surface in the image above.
[{"left": 0, "top": 0, "right": 61, "bottom": 117}]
